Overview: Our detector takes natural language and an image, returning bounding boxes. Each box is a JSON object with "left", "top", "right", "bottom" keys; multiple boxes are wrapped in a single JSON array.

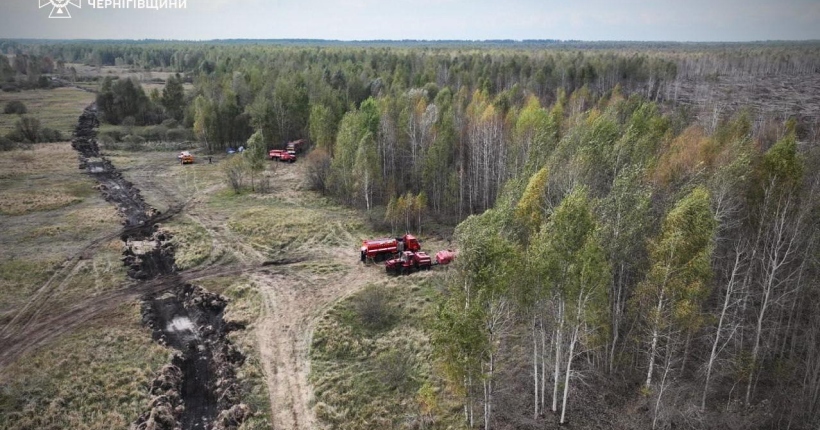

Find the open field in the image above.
[
  {"left": 0, "top": 142, "right": 170, "bottom": 430},
  {"left": 0, "top": 303, "right": 170, "bottom": 430},
  {"left": 0, "top": 126, "right": 455, "bottom": 429},
  {"left": 64, "top": 63, "right": 194, "bottom": 93},
  {"left": 0, "top": 88, "right": 96, "bottom": 135},
  {"left": 105, "top": 148, "right": 458, "bottom": 429},
  {"left": 0, "top": 143, "right": 125, "bottom": 320},
  {"left": 310, "top": 277, "right": 461, "bottom": 430}
]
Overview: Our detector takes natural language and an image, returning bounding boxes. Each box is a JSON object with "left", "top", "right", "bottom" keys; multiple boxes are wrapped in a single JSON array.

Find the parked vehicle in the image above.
[
  {"left": 178, "top": 151, "right": 194, "bottom": 164},
  {"left": 385, "top": 251, "right": 432, "bottom": 274},
  {"left": 269, "top": 149, "right": 297, "bottom": 163},
  {"left": 360, "top": 234, "right": 420, "bottom": 262},
  {"left": 287, "top": 139, "right": 307, "bottom": 154}
]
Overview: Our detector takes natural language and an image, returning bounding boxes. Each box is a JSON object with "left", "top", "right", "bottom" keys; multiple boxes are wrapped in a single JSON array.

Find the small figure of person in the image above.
[{"left": 208, "top": 156, "right": 212, "bottom": 164}]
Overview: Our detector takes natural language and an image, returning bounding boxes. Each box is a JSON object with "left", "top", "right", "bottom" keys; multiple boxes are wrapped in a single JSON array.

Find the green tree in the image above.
[
  {"left": 193, "top": 95, "right": 217, "bottom": 153},
  {"left": 162, "top": 73, "right": 186, "bottom": 121},
  {"left": 597, "top": 166, "right": 652, "bottom": 373},
  {"left": 354, "top": 131, "right": 379, "bottom": 212},
  {"left": 415, "top": 192, "right": 428, "bottom": 235},
  {"left": 245, "top": 130, "right": 267, "bottom": 192},
  {"left": 436, "top": 208, "right": 519, "bottom": 430},
  {"left": 309, "top": 104, "right": 336, "bottom": 155},
  {"left": 635, "top": 186, "right": 715, "bottom": 392},
  {"left": 515, "top": 167, "right": 550, "bottom": 235},
  {"left": 529, "top": 187, "right": 609, "bottom": 422}
]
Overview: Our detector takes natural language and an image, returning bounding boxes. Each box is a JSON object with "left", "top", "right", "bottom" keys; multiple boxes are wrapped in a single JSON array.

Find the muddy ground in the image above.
[{"left": 69, "top": 104, "right": 249, "bottom": 430}]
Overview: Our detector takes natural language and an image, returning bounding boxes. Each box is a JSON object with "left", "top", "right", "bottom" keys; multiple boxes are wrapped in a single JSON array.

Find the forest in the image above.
[{"left": 2, "top": 40, "right": 819, "bottom": 429}]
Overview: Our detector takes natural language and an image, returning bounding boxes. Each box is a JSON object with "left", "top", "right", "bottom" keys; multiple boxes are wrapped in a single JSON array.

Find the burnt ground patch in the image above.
[{"left": 69, "top": 103, "right": 249, "bottom": 430}]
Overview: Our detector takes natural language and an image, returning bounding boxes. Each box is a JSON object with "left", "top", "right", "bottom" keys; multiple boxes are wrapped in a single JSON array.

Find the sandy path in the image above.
[{"left": 253, "top": 260, "right": 379, "bottom": 430}]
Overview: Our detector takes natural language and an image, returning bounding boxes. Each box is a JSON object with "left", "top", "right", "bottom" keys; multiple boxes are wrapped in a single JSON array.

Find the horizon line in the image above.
[{"left": 2, "top": 38, "right": 820, "bottom": 44}]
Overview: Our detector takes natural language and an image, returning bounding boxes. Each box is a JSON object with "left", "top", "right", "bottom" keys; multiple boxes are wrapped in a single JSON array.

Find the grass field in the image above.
[
  {"left": 0, "top": 144, "right": 125, "bottom": 316},
  {"left": 0, "top": 304, "right": 170, "bottom": 430},
  {"left": 310, "top": 277, "right": 461, "bottom": 430},
  {"left": 0, "top": 143, "right": 173, "bottom": 430},
  {"left": 1, "top": 139, "right": 456, "bottom": 429},
  {"left": 0, "top": 87, "right": 95, "bottom": 135}
]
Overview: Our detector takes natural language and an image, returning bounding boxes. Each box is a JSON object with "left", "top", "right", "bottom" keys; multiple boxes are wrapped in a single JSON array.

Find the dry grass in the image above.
[
  {"left": 0, "top": 258, "right": 63, "bottom": 315},
  {"left": 309, "top": 277, "right": 461, "bottom": 430},
  {"left": 0, "top": 88, "right": 95, "bottom": 135},
  {"left": 0, "top": 143, "right": 81, "bottom": 179},
  {"left": 166, "top": 217, "right": 213, "bottom": 270},
  {"left": 0, "top": 139, "right": 164, "bottom": 430},
  {"left": 0, "top": 186, "right": 89, "bottom": 215},
  {"left": 0, "top": 303, "right": 170, "bottom": 430},
  {"left": 224, "top": 202, "right": 364, "bottom": 259},
  {"left": 221, "top": 280, "right": 273, "bottom": 430}
]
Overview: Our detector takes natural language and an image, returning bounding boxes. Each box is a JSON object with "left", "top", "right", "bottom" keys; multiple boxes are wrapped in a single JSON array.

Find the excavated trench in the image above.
[{"left": 71, "top": 104, "right": 249, "bottom": 430}]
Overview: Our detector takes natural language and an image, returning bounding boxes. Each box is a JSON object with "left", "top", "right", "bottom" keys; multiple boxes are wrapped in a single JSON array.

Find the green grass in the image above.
[
  {"left": 0, "top": 303, "right": 169, "bottom": 430},
  {"left": 206, "top": 277, "right": 273, "bottom": 430},
  {"left": 166, "top": 217, "right": 214, "bottom": 270},
  {"left": 0, "top": 87, "right": 95, "bottom": 135},
  {"left": 309, "top": 278, "right": 460, "bottom": 430}
]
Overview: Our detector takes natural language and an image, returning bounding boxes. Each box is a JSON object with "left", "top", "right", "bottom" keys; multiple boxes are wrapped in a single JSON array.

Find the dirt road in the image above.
[{"left": 253, "top": 250, "right": 379, "bottom": 430}]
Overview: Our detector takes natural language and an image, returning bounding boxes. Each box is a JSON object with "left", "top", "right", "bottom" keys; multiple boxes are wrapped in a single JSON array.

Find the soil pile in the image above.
[{"left": 69, "top": 104, "right": 249, "bottom": 430}]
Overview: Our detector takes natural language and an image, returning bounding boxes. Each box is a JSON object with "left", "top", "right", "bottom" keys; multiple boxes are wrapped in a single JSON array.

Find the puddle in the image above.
[{"left": 167, "top": 316, "right": 195, "bottom": 333}]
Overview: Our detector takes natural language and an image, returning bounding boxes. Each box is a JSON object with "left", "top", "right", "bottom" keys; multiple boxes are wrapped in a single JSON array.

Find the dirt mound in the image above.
[
  {"left": 140, "top": 285, "right": 247, "bottom": 430},
  {"left": 132, "top": 361, "right": 185, "bottom": 430},
  {"left": 123, "top": 231, "right": 177, "bottom": 279},
  {"left": 68, "top": 103, "right": 249, "bottom": 430},
  {"left": 72, "top": 104, "right": 101, "bottom": 158}
]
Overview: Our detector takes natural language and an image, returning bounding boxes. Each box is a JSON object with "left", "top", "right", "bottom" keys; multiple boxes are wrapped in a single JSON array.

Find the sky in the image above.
[{"left": 1, "top": 0, "right": 819, "bottom": 41}]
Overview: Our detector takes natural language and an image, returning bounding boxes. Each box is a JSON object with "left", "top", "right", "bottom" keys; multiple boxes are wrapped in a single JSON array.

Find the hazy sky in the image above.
[{"left": 1, "top": 0, "right": 819, "bottom": 41}]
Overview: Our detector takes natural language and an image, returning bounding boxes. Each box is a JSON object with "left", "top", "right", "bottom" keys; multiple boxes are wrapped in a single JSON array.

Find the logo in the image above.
[{"left": 39, "top": 0, "right": 81, "bottom": 18}]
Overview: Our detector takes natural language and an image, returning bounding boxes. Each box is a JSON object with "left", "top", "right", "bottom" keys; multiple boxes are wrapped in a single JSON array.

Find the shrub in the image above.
[
  {"left": 0, "top": 135, "right": 15, "bottom": 151},
  {"left": 4, "top": 101, "right": 27, "bottom": 114},
  {"left": 352, "top": 286, "right": 396, "bottom": 330},
  {"left": 222, "top": 155, "right": 248, "bottom": 193},
  {"left": 39, "top": 127, "right": 63, "bottom": 142},
  {"left": 2, "top": 84, "right": 20, "bottom": 93},
  {"left": 123, "top": 134, "right": 145, "bottom": 151},
  {"left": 140, "top": 125, "right": 168, "bottom": 142},
  {"left": 376, "top": 350, "right": 416, "bottom": 391},
  {"left": 305, "top": 149, "right": 331, "bottom": 193},
  {"left": 12, "top": 116, "right": 41, "bottom": 143},
  {"left": 161, "top": 118, "right": 180, "bottom": 129},
  {"left": 99, "top": 129, "right": 124, "bottom": 143}
]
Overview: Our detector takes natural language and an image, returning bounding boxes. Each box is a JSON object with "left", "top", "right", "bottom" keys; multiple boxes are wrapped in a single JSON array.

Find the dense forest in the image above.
[{"left": 3, "top": 40, "right": 819, "bottom": 429}]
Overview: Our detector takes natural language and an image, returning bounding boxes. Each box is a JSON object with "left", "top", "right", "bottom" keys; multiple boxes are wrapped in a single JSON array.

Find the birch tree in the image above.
[{"left": 635, "top": 186, "right": 716, "bottom": 391}]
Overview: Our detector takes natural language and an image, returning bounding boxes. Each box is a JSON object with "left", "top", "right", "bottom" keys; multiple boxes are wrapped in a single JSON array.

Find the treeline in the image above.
[
  {"left": 94, "top": 73, "right": 185, "bottom": 125},
  {"left": 0, "top": 53, "right": 68, "bottom": 91},
  {"left": 431, "top": 96, "right": 820, "bottom": 429}
]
